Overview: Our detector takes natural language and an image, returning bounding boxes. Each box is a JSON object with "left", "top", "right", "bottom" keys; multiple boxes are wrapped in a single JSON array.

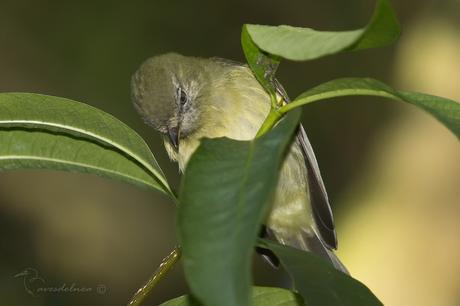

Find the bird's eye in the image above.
[{"left": 178, "top": 88, "right": 188, "bottom": 106}]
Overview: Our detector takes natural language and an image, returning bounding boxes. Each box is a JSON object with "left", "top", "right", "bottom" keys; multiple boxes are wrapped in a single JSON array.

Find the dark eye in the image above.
[{"left": 178, "top": 88, "right": 188, "bottom": 106}]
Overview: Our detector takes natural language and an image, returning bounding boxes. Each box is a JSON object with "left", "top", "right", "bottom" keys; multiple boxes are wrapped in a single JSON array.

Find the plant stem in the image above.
[
  {"left": 256, "top": 108, "right": 283, "bottom": 137},
  {"left": 127, "top": 246, "right": 182, "bottom": 306}
]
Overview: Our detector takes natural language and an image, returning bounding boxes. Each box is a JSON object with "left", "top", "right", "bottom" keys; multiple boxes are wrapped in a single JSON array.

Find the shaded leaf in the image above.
[
  {"left": 0, "top": 92, "right": 172, "bottom": 195},
  {"left": 178, "top": 110, "right": 301, "bottom": 306},
  {"left": 280, "top": 78, "right": 460, "bottom": 139},
  {"left": 241, "top": 25, "right": 280, "bottom": 98},
  {"left": 244, "top": 0, "right": 400, "bottom": 61},
  {"left": 159, "top": 287, "right": 305, "bottom": 306},
  {"left": 260, "top": 240, "right": 383, "bottom": 306},
  {"left": 0, "top": 129, "right": 162, "bottom": 191}
]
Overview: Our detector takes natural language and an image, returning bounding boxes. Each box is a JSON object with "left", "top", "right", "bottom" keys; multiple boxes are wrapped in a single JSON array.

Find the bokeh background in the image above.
[{"left": 1, "top": 0, "right": 459, "bottom": 305}]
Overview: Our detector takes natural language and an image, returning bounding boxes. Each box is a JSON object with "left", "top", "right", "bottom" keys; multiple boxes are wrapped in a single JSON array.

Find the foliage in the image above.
[
  {"left": 0, "top": 0, "right": 458, "bottom": 305},
  {"left": 0, "top": 93, "right": 172, "bottom": 195},
  {"left": 159, "top": 287, "right": 305, "bottom": 306}
]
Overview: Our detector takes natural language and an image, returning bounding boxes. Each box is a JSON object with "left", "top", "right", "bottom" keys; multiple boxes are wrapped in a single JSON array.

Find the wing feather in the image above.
[
  {"left": 213, "top": 58, "right": 338, "bottom": 249},
  {"left": 275, "top": 79, "right": 338, "bottom": 249}
]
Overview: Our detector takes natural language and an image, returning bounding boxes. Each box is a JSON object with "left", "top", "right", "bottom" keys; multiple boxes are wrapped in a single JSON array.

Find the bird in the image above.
[{"left": 131, "top": 52, "right": 347, "bottom": 273}]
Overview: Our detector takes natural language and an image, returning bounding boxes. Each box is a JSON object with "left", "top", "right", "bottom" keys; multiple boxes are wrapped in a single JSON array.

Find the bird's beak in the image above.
[{"left": 167, "top": 126, "right": 180, "bottom": 151}]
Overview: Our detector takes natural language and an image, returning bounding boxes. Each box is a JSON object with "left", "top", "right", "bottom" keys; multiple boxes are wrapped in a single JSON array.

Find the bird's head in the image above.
[{"left": 131, "top": 53, "right": 214, "bottom": 151}]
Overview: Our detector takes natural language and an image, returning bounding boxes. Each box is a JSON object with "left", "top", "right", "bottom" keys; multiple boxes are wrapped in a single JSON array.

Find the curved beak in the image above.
[{"left": 167, "top": 126, "right": 179, "bottom": 150}]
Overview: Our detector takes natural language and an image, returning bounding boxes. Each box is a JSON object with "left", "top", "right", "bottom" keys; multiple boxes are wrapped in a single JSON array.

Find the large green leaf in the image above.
[
  {"left": 178, "top": 109, "right": 301, "bottom": 306},
  {"left": 159, "top": 287, "right": 305, "bottom": 306},
  {"left": 244, "top": 0, "right": 400, "bottom": 61},
  {"left": 259, "top": 240, "right": 383, "bottom": 306},
  {"left": 0, "top": 129, "right": 161, "bottom": 191},
  {"left": 0, "top": 92, "right": 172, "bottom": 195},
  {"left": 280, "top": 78, "right": 460, "bottom": 139}
]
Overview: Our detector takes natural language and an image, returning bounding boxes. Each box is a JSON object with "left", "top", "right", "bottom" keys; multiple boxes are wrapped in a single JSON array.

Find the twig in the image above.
[{"left": 127, "top": 246, "right": 182, "bottom": 306}]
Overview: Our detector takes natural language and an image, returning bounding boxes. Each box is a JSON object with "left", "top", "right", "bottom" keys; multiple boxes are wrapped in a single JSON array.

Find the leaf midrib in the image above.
[
  {"left": 0, "top": 155, "right": 161, "bottom": 191},
  {"left": 0, "top": 119, "right": 170, "bottom": 192},
  {"left": 280, "top": 88, "right": 395, "bottom": 113}
]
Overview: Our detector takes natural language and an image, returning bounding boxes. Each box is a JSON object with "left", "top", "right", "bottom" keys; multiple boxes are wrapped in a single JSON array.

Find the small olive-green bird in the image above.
[{"left": 131, "top": 53, "right": 347, "bottom": 273}]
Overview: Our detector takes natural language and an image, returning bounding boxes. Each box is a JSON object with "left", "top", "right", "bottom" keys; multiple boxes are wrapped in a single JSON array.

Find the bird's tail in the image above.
[
  {"left": 260, "top": 227, "right": 349, "bottom": 275},
  {"left": 296, "top": 228, "right": 349, "bottom": 274}
]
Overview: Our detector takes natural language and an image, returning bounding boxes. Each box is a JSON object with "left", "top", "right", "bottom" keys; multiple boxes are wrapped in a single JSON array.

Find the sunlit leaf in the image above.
[
  {"left": 244, "top": 0, "right": 400, "bottom": 61},
  {"left": 0, "top": 129, "right": 162, "bottom": 192},
  {"left": 0, "top": 92, "right": 172, "bottom": 196},
  {"left": 281, "top": 78, "right": 460, "bottom": 139}
]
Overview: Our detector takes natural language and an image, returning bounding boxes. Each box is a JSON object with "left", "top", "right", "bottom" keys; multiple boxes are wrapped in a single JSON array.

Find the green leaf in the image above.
[
  {"left": 259, "top": 240, "right": 383, "bottom": 306},
  {"left": 280, "top": 78, "right": 460, "bottom": 139},
  {"left": 0, "top": 129, "right": 162, "bottom": 191},
  {"left": 159, "top": 287, "right": 305, "bottom": 306},
  {"left": 244, "top": 0, "right": 400, "bottom": 61},
  {"left": 178, "top": 109, "right": 301, "bottom": 306},
  {"left": 241, "top": 25, "right": 280, "bottom": 99},
  {"left": 0, "top": 92, "right": 172, "bottom": 196}
]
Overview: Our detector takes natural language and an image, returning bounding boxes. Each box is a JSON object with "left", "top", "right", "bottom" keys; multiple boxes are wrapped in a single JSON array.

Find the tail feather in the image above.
[
  {"left": 264, "top": 227, "right": 349, "bottom": 275},
  {"left": 304, "top": 228, "right": 349, "bottom": 274}
]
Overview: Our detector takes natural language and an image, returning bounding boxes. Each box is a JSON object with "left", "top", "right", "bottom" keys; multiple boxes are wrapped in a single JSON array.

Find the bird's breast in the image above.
[{"left": 174, "top": 69, "right": 272, "bottom": 170}]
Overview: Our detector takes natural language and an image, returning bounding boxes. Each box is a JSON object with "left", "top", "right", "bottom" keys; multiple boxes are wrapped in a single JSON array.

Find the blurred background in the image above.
[{"left": 0, "top": 0, "right": 459, "bottom": 305}]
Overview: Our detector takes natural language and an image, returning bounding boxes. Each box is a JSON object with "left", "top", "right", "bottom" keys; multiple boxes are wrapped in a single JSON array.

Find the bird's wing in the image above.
[
  {"left": 274, "top": 80, "right": 338, "bottom": 250},
  {"left": 211, "top": 57, "right": 338, "bottom": 249},
  {"left": 296, "top": 125, "right": 337, "bottom": 249}
]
